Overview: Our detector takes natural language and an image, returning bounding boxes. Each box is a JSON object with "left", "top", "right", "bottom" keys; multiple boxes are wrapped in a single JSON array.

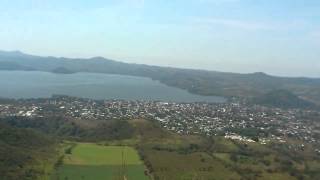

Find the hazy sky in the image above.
[{"left": 0, "top": 0, "right": 319, "bottom": 77}]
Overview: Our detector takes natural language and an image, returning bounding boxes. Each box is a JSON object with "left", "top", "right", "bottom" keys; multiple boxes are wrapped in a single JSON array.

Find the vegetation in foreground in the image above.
[
  {"left": 0, "top": 123, "right": 58, "bottom": 180},
  {"left": 1, "top": 117, "right": 320, "bottom": 180},
  {"left": 131, "top": 119, "right": 320, "bottom": 180}
]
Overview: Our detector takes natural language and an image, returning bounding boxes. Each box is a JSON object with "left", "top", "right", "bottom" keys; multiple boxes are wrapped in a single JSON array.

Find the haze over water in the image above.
[{"left": 0, "top": 71, "right": 225, "bottom": 103}]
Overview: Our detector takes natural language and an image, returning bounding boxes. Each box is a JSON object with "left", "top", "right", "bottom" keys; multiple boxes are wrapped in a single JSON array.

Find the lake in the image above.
[{"left": 0, "top": 71, "right": 225, "bottom": 103}]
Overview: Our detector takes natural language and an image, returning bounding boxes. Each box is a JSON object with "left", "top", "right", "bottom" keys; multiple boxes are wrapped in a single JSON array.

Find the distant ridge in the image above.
[
  {"left": 52, "top": 67, "right": 75, "bottom": 74},
  {"left": 0, "top": 61, "right": 34, "bottom": 71},
  {"left": 0, "top": 50, "right": 24, "bottom": 56},
  {"left": 1, "top": 50, "right": 320, "bottom": 105}
]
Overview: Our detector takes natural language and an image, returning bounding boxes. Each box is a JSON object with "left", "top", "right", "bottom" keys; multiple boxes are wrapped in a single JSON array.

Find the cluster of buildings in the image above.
[{"left": 0, "top": 96, "right": 319, "bottom": 145}]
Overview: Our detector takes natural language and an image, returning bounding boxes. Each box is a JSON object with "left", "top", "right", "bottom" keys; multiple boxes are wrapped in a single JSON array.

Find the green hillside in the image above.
[
  {"left": 0, "top": 123, "right": 58, "bottom": 180},
  {"left": 253, "top": 89, "right": 316, "bottom": 108},
  {"left": 2, "top": 117, "right": 320, "bottom": 180}
]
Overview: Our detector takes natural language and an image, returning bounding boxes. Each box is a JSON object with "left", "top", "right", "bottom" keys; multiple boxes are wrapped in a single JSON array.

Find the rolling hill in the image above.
[
  {"left": 252, "top": 89, "right": 316, "bottom": 109},
  {"left": 0, "top": 123, "right": 57, "bottom": 180}
]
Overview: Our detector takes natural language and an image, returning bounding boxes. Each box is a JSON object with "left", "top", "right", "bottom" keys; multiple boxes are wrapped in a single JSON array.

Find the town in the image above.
[{"left": 0, "top": 95, "right": 319, "bottom": 147}]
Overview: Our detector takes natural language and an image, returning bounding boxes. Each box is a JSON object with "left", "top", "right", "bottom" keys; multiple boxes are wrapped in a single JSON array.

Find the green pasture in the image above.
[
  {"left": 52, "top": 143, "right": 149, "bottom": 180},
  {"left": 53, "top": 164, "right": 147, "bottom": 180},
  {"left": 64, "top": 143, "right": 142, "bottom": 165}
]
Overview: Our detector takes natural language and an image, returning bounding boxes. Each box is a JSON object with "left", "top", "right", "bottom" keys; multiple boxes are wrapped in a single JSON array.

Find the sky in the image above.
[{"left": 0, "top": 0, "right": 320, "bottom": 77}]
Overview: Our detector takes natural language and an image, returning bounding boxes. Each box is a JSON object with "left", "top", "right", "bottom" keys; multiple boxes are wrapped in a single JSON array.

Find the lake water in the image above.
[{"left": 0, "top": 71, "right": 225, "bottom": 103}]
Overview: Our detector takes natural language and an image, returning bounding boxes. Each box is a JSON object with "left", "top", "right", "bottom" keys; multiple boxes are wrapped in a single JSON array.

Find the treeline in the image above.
[{"left": 0, "top": 116, "right": 134, "bottom": 141}]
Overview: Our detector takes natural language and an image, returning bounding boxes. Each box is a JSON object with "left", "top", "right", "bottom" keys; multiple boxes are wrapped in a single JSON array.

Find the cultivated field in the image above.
[{"left": 51, "top": 143, "right": 149, "bottom": 180}]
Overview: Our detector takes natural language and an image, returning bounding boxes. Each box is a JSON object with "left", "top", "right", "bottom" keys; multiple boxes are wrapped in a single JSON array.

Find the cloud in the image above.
[{"left": 193, "top": 17, "right": 276, "bottom": 31}]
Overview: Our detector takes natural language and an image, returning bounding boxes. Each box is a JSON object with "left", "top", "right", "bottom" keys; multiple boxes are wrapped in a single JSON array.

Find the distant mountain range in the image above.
[{"left": 1, "top": 50, "right": 320, "bottom": 106}]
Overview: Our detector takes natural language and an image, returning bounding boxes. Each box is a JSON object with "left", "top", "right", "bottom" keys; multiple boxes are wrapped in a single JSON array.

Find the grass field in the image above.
[
  {"left": 144, "top": 150, "right": 242, "bottom": 180},
  {"left": 51, "top": 143, "right": 149, "bottom": 180}
]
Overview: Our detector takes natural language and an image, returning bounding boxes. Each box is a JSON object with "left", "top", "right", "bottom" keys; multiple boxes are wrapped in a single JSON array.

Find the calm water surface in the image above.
[{"left": 0, "top": 71, "right": 225, "bottom": 103}]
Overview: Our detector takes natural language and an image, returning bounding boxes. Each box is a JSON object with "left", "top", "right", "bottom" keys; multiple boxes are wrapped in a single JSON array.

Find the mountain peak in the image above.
[
  {"left": 90, "top": 56, "right": 107, "bottom": 61},
  {"left": 252, "top": 72, "right": 268, "bottom": 76},
  {"left": 11, "top": 50, "right": 23, "bottom": 54},
  {"left": 0, "top": 50, "right": 26, "bottom": 57}
]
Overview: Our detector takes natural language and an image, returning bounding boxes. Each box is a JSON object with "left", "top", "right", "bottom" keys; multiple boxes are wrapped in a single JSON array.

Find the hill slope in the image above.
[
  {"left": 0, "top": 123, "right": 57, "bottom": 180},
  {"left": 253, "top": 89, "right": 316, "bottom": 108}
]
